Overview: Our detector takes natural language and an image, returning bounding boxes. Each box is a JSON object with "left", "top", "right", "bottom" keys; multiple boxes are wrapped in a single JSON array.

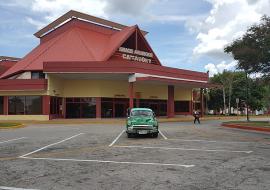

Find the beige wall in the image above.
[
  {"left": 174, "top": 87, "right": 192, "bottom": 101},
  {"left": 61, "top": 79, "right": 129, "bottom": 98},
  {"left": 0, "top": 76, "right": 192, "bottom": 101},
  {"left": 47, "top": 75, "right": 64, "bottom": 96},
  {"left": 134, "top": 83, "right": 168, "bottom": 99}
]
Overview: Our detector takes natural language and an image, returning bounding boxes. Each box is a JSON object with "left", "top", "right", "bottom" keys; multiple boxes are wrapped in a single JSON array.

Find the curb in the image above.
[
  {"left": 222, "top": 123, "right": 270, "bottom": 132},
  {"left": 0, "top": 124, "right": 25, "bottom": 130}
]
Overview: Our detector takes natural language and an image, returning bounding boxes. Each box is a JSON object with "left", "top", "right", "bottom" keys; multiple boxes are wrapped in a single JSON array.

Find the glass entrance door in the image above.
[
  {"left": 65, "top": 98, "right": 96, "bottom": 118},
  {"left": 114, "top": 103, "right": 128, "bottom": 118}
]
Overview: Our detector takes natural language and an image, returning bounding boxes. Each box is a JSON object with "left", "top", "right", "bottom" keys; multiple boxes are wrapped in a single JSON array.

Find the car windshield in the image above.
[{"left": 130, "top": 110, "right": 153, "bottom": 117}]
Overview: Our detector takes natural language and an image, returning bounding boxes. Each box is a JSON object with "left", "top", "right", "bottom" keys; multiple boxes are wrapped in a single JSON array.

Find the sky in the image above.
[{"left": 0, "top": 0, "right": 270, "bottom": 76}]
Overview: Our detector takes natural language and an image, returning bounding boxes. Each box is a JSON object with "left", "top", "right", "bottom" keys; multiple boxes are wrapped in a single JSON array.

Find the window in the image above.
[
  {"left": 130, "top": 110, "right": 153, "bottom": 117},
  {"left": 25, "top": 96, "right": 42, "bottom": 114},
  {"left": 31, "top": 72, "right": 45, "bottom": 79},
  {"left": 0, "top": 96, "right": 3, "bottom": 114},
  {"left": 175, "top": 101, "right": 190, "bottom": 113},
  {"left": 139, "top": 99, "right": 167, "bottom": 116},
  {"left": 66, "top": 97, "right": 96, "bottom": 118},
  {"left": 50, "top": 97, "right": 62, "bottom": 115},
  {"left": 101, "top": 98, "right": 113, "bottom": 118},
  {"left": 8, "top": 96, "right": 42, "bottom": 115}
]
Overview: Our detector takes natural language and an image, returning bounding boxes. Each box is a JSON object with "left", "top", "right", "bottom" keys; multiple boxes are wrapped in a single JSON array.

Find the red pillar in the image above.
[
  {"left": 3, "top": 96, "right": 8, "bottom": 115},
  {"left": 189, "top": 101, "right": 192, "bottom": 115},
  {"left": 200, "top": 88, "right": 204, "bottom": 117},
  {"left": 135, "top": 92, "right": 140, "bottom": 108},
  {"left": 62, "top": 98, "right": 66, "bottom": 118},
  {"left": 96, "top": 97, "right": 101, "bottom": 118},
  {"left": 42, "top": 95, "right": 50, "bottom": 115},
  {"left": 167, "top": 85, "right": 175, "bottom": 118},
  {"left": 129, "top": 82, "right": 134, "bottom": 109}
]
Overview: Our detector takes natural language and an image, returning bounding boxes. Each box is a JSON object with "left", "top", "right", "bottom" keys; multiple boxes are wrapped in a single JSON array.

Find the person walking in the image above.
[{"left": 193, "top": 110, "right": 200, "bottom": 124}]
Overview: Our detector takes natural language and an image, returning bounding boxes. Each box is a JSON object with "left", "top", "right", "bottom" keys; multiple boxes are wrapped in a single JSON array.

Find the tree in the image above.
[
  {"left": 208, "top": 74, "right": 224, "bottom": 114},
  {"left": 225, "top": 15, "right": 270, "bottom": 78},
  {"left": 224, "top": 16, "right": 270, "bottom": 120},
  {"left": 221, "top": 70, "right": 234, "bottom": 114},
  {"left": 208, "top": 71, "right": 265, "bottom": 114}
]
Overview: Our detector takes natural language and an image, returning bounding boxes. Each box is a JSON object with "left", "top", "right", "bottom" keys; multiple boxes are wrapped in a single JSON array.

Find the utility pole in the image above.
[{"left": 245, "top": 71, "right": 250, "bottom": 122}]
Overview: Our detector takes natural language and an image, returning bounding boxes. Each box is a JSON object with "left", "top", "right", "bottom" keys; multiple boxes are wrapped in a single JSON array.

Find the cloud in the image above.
[
  {"left": 191, "top": 0, "right": 270, "bottom": 59},
  {"left": 205, "top": 60, "right": 237, "bottom": 76},
  {"left": 27, "top": 0, "right": 107, "bottom": 28},
  {"left": 25, "top": 0, "right": 206, "bottom": 29},
  {"left": 104, "top": 0, "right": 155, "bottom": 16},
  {"left": 26, "top": 17, "right": 45, "bottom": 29}
]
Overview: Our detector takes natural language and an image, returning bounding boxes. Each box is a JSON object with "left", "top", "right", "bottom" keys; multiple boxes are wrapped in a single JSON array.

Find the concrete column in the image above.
[
  {"left": 167, "top": 85, "right": 175, "bottom": 118},
  {"left": 3, "top": 96, "right": 8, "bottom": 115},
  {"left": 62, "top": 98, "right": 66, "bottom": 118},
  {"left": 42, "top": 95, "right": 50, "bottom": 115},
  {"left": 96, "top": 97, "right": 101, "bottom": 118},
  {"left": 200, "top": 88, "right": 204, "bottom": 117},
  {"left": 189, "top": 100, "right": 192, "bottom": 115},
  {"left": 129, "top": 82, "right": 134, "bottom": 109}
]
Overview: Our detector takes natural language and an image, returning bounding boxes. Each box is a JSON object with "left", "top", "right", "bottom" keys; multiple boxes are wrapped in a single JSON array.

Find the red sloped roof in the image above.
[
  {"left": 0, "top": 19, "right": 142, "bottom": 79},
  {"left": 0, "top": 60, "right": 17, "bottom": 75}
]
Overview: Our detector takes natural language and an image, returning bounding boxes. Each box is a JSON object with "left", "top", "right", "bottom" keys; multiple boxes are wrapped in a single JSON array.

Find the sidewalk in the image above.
[{"left": 2, "top": 115, "right": 268, "bottom": 125}]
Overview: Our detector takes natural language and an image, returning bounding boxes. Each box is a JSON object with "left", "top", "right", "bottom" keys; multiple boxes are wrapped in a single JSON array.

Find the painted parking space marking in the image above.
[
  {"left": 19, "top": 133, "right": 84, "bottom": 158},
  {"left": 167, "top": 138, "right": 265, "bottom": 144},
  {"left": 0, "top": 137, "right": 27, "bottom": 144},
  {"left": 20, "top": 156, "right": 195, "bottom": 168},
  {"left": 158, "top": 130, "right": 168, "bottom": 140},
  {"left": 109, "top": 130, "right": 125, "bottom": 147},
  {"left": 113, "top": 145, "right": 253, "bottom": 154},
  {"left": 0, "top": 186, "right": 39, "bottom": 190}
]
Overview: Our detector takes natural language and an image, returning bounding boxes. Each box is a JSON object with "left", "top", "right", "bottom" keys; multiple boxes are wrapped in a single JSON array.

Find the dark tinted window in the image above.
[
  {"left": 66, "top": 97, "right": 96, "bottom": 118},
  {"left": 101, "top": 98, "right": 114, "bottom": 118},
  {"left": 50, "top": 97, "right": 62, "bottom": 115},
  {"left": 130, "top": 110, "right": 153, "bottom": 117},
  {"left": 175, "top": 101, "right": 190, "bottom": 113},
  {"left": 25, "top": 96, "right": 42, "bottom": 114},
  {"left": 31, "top": 72, "right": 45, "bottom": 79},
  {"left": 8, "top": 96, "right": 42, "bottom": 115}
]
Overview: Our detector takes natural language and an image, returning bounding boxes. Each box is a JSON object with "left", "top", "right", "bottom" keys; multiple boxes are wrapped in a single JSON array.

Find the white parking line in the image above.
[
  {"left": 19, "top": 133, "right": 84, "bottom": 158},
  {"left": 109, "top": 130, "right": 125, "bottom": 147},
  {"left": 167, "top": 139, "right": 259, "bottom": 144},
  {"left": 20, "top": 156, "right": 195, "bottom": 168},
  {"left": 158, "top": 130, "right": 168, "bottom": 140},
  {"left": 114, "top": 145, "right": 253, "bottom": 154},
  {"left": 0, "top": 186, "right": 39, "bottom": 190},
  {"left": 0, "top": 137, "right": 27, "bottom": 144}
]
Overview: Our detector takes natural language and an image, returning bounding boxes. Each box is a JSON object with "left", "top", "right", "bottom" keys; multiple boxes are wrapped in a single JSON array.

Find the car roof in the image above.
[{"left": 131, "top": 108, "right": 153, "bottom": 111}]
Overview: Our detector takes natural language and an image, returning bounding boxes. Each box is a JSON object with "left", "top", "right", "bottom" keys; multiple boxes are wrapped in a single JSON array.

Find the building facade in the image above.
[{"left": 0, "top": 10, "right": 214, "bottom": 120}]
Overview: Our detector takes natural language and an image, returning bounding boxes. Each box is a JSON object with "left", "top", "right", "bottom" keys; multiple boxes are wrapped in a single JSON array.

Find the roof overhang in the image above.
[
  {"left": 43, "top": 61, "right": 209, "bottom": 83},
  {"left": 131, "top": 75, "right": 221, "bottom": 88},
  {"left": 0, "top": 79, "right": 47, "bottom": 91},
  {"left": 34, "top": 10, "right": 148, "bottom": 38}
]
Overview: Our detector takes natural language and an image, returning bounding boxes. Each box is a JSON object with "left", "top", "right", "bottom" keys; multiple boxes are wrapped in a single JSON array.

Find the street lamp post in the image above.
[
  {"left": 236, "top": 98, "right": 239, "bottom": 120},
  {"left": 245, "top": 71, "right": 250, "bottom": 122}
]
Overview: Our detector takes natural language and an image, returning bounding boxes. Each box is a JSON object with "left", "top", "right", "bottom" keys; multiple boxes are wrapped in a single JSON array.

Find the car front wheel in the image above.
[{"left": 152, "top": 133, "right": 158, "bottom": 138}]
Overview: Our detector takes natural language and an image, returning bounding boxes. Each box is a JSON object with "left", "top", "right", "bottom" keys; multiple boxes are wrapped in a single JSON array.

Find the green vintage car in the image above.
[{"left": 126, "top": 108, "right": 159, "bottom": 138}]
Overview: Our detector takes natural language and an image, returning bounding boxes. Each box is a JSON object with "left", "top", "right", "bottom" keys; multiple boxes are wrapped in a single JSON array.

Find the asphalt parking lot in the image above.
[{"left": 0, "top": 120, "right": 270, "bottom": 190}]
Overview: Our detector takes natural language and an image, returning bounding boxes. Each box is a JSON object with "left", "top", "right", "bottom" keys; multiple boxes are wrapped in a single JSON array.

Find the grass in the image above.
[
  {"left": 0, "top": 123, "right": 22, "bottom": 128},
  {"left": 224, "top": 121, "right": 270, "bottom": 128}
]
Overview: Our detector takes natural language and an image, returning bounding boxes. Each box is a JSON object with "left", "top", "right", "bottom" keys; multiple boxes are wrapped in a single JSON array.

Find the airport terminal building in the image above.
[{"left": 0, "top": 10, "right": 214, "bottom": 120}]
